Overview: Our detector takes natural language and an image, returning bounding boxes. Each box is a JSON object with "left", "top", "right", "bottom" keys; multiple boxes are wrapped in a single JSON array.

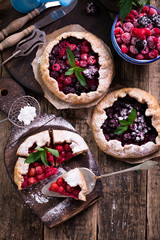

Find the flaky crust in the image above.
[
  {"left": 63, "top": 168, "right": 88, "bottom": 201},
  {"left": 17, "top": 130, "right": 50, "bottom": 157},
  {"left": 92, "top": 88, "right": 160, "bottom": 159},
  {"left": 14, "top": 157, "right": 29, "bottom": 190},
  {"left": 40, "top": 31, "right": 114, "bottom": 104},
  {"left": 52, "top": 130, "right": 89, "bottom": 155}
]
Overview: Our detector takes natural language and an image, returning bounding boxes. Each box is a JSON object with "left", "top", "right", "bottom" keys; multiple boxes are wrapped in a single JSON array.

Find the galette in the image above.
[
  {"left": 49, "top": 168, "right": 88, "bottom": 201},
  {"left": 91, "top": 88, "right": 160, "bottom": 159},
  {"left": 14, "top": 130, "right": 89, "bottom": 190},
  {"left": 40, "top": 31, "right": 114, "bottom": 104}
]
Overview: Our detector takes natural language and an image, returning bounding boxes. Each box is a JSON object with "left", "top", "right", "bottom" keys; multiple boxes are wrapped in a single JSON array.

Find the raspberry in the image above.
[
  {"left": 121, "top": 32, "right": 131, "bottom": 43},
  {"left": 130, "top": 10, "right": 138, "bottom": 17},
  {"left": 123, "top": 22, "right": 134, "bottom": 32},
  {"left": 87, "top": 56, "right": 97, "bottom": 64},
  {"left": 66, "top": 184, "right": 74, "bottom": 193},
  {"left": 141, "top": 45, "right": 149, "bottom": 54},
  {"left": 148, "top": 49, "right": 158, "bottom": 58},
  {"left": 81, "top": 45, "right": 90, "bottom": 53},
  {"left": 64, "top": 77, "right": 72, "bottom": 85},
  {"left": 116, "top": 37, "right": 123, "bottom": 44},
  {"left": 46, "top": 166, "right": 58, "bottom": 178},
  {"left": 125, "top": 13, "right": 135, "bottom": 22},
  {"left": 121, "top": 44, "right": 128, "bottom": 54},
  {"left": 132, "top": 28, "right": 149, "bottom": 40},
  {"left": 66, "top": 152, "right": 74, "bottom": 159},
  {"left": 55, "top": 145, "right": 64, "bottom": 153},
  {"left": 151, "top": 28, "right": 160, "bottom": 37},
  {"left": 157, "top": 43, "right": 160, "bottom": 52},
  {"left": 60, "top": 151, "right": 66, "bottom": 157},
  {"left": 81, "top": 53, "right": 88, "bottom": 60},
  {"left": 50, "top": 183, "right": 59, "bottom": 192},
  {"left": 64, "top": 143, "right": 71, "bottom": 152},
  {"left": 142, "top": 6, "right": 149, "bottom": 13},
  {"left": 138, "top": 13, "right": 146, "bottom": 18},
  {"left": 115, "top": 21, "right": 122, "bottom": 28},
  {"left": 69, "top": 44, "right": 76, "bottom": 51},
  {"left": 136, "top": 54, "right": 144, "bottom": 60},
  {"left": 36, "top": 173, "right": 46, "bottom": 181},
  {"left": 148, "top": 7, "right": 157, "bottom": 16},
  {"left": 59, "top": 48, "right": 66, "bottom": 58},
  {"left": 130, "top": 45, "right": 138, "bottom": 54},
  {"left": 52, "top": 63, "right": 61, "bottom": 71},
  {"left": 114, "top": 27, "right": 124, "bottom": 37},
  {"left": 131, "top": 36, "right": 138, "bottom": 45},
  {"left": 47, "top": 154, "right": 54, "bottom": 163},
  {"left": 35, "top": 166, "right": 43, "bottom": 175},
  {"left": 79, "top": 60, "right": 88, "bottom": 67},
  {"left": 75, "top": 60, "right": 79, "bottom": 66},
  {"left": 55, "top": 156, "right": 62, "bottom": 163},
  {"left": 147, "top": 36, "right": 156, "bottom": 49},
  {"left": 62, "top": 41, "right": 69, "bottom": 48},
  {"left": 58, "top": 186, "right": 65, "bottom": 194}
]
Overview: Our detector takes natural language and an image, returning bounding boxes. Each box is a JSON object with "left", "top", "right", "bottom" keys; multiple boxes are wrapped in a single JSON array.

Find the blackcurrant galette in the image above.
[
  {"left": 14, "top": 130, "right": 89, "bottom": 190},
  {"left": 92, "top": 88, "right": 160, "bottom": 159},
  {"left": 40, "top": 32, "right": 114, "bottom": 104},
  {"left": 49, "top": 168, "right": 88, "bottom": 201}
]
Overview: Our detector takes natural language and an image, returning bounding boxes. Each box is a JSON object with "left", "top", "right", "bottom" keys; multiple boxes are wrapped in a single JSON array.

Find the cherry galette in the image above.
[
  {"left": 14, "top": 130, "right": 89, "bottom": 190},
  {"left": 49, "top": 168, "right": 88, "bottom": 201},
  {"left": 92, "top": 88, "right": 160, "bottom": 159},
  {"left": 40, "top": 31, "right": 114, "bottom": 104}
]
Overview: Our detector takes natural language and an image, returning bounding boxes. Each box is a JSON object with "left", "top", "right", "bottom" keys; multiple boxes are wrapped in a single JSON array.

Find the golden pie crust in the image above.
[
  {"left": 40, "top": 31, "right": 114, "bottom": 104},
  {"left": 91, "top": 88, "right": 160, "bottom": 159},
  {"left": 14, "top": 130, "right": 89, "bottom": 190}
]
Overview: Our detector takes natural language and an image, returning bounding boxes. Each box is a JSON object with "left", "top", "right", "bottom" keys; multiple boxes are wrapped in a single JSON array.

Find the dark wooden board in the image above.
[{"left": 2, "top": 0, "right": 113, "bottom": 95}]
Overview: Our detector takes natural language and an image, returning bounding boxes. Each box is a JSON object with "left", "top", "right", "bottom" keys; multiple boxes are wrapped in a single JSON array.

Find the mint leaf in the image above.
[
  {"left": 65, "top": 68, "right": 74, "bottom": 76},
  {"left": 45, "top": 147, "right": 59, "bottom": 157},
  {"left": 128, "top": 108, "right": 137, "bottom": 124},
  {"left": 74, "top": 67, "right": 85, "bottom": 72},
  {"left": 35, "top": 146, "right": 44, "bottom": 151},
  {"left": 114, "top": 125, "right": 128, "bottom": 134},
  {"left": 119, "top": 119, "right": 130, "bottom": 125},
  {"left": 40, "top": 150, "right": 49, "bottom": 166},
  {"left": 25, "top": 151, "right": 41, "bottom": 164},
  {"left": 67, "top": 46, "right": 75, "bottom": 68},
  {"left": 119, "top": 0, "right": 132, "bottom": 22},
  {"left": 75, "top": 70, "right": 86, "bottom": 87}
]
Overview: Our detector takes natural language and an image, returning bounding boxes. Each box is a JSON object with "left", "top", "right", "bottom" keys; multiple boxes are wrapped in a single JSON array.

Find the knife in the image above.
[
  {"left": 0, "top": 0, "right": 77, "bottom": 51},
  {"left": 0, "top": 2, "right": 61, "bottom": 42}
]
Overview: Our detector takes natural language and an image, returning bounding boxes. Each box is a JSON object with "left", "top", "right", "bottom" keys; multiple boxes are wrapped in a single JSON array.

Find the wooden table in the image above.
[{"left": 0, "top": 0, "right": 160, "bottom": 239}]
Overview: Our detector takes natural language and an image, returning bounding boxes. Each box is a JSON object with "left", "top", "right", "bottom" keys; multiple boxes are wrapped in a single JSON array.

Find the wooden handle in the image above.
[
  {"left": 0, "top": 25, "right": 35, "bottom": 51},
  {"left": 0, "top": 9, "right": 39, "bottom": 41}
]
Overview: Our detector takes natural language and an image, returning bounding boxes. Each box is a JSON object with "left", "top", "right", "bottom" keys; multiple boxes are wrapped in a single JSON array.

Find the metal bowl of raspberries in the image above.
[{"left": 111, "top": 5, "right": 160, "bottom": 64}]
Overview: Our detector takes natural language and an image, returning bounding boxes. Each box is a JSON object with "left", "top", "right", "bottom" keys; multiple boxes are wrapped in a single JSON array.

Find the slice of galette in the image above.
[
  {"left": 14, "top": 130, "right": 89, "bottom": 190},
  {"left": 49, "top": 168, "right": 88, "bottom": 201},
  {"left": 40, "top": 31, "right": 114, "bottom": 104},
  {"left": 92, "top": 88, "right": 160, "bottom": 159}
]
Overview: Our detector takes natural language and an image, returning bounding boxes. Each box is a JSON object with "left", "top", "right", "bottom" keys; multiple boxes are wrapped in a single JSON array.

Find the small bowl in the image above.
[{"left": 111, "top": 5, "right": 160, "bottom": 65}]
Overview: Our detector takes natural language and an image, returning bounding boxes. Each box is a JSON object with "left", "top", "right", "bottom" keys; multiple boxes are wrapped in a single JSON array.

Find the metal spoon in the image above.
[{"left": 42, "top": 160, "right": 158, "bottom": 197}]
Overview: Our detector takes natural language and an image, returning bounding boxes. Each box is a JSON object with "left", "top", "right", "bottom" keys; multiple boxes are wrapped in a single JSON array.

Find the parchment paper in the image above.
[{"left": 32, "top": 24, "right": 113, "bottom": 109}]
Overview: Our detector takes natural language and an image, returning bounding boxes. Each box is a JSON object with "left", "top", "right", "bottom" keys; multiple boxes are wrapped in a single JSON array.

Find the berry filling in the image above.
[
  {"left": 21, "top": 143, "right": 74, "bottom": 188},
  {"left": 101, "top": 95, "right": 158, "bottom": 146},
  {"left": 49, "top": 177, "right": 81, "bottom": 199},
  {"left": 114, "top": 6, "right": 160, "bottom": 60},
  {"left": 49, "top": 37, "right": 100, "bottom": 95}
]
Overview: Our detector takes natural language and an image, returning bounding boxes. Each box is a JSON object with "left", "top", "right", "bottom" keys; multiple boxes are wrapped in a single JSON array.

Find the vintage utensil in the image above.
[
  {"left": 10, "top": 0, "right": 71, "bottom": 13},
  {"left": 0, "top": 95, "right": 41, "bottom": 128},
  {"left": 0, "top": 28, "right": 46, "bottom": 67},
  {"left": 0, "top": 2, "right": 60, "bottom": 41},
  {"left": 42, "top": 160, "right": 158, "bottom": 197},
  {"left": 0, "top": 0, "right": 77, "bottom": 51}
]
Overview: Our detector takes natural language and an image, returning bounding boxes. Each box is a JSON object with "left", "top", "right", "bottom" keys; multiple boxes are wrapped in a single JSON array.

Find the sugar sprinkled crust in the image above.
[
  {"left": 40, "top": 31, "right": 114, "bottom": 104},
  {"left": 92, "top": 88, "right": 160, "bottom": 159},
  {"left": 14, "top": 157, "right": 29, "bottom": 190},
  {"left": 52, "top": 130, "right": 89, "bottom": 155},
  {"left": 16, "top": 130, "right": 50, "bottom": 157},
  {"left": 63, "top": 168, "right": 88, "bottom": 201}
]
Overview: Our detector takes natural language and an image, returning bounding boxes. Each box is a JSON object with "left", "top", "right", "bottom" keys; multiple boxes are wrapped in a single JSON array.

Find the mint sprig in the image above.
[
  {"left": 114, "top": 108, "right": 137, "bottom": 135},
  {"left": 65, "top": 46, "right": 86, "bottom": 87},
  {"left": 118, "top": 0, "right": 150, "bottom": 22},
  {"left": 25, "top": 146, "right": 59, "bottom": 166}
]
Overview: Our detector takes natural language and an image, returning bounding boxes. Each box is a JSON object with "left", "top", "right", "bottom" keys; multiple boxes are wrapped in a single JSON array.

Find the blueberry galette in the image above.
[
  {"left": 14, "top": 130, "right": 89, "bottom": 190},
  {"left": 49, "top": 168, "right": 88, "bottom": 201},
  {"left": 91, "top": 88, "right": 160, "bottom": 158},
  {"left": 40, "top": 32, "right": 114, "bottom": 104}
]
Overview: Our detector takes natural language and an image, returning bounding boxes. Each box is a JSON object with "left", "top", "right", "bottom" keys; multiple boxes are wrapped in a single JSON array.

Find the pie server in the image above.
[
  {"left": 0, "top": 0, "right": 77, "bottom": 51},
  {"left": 0, "top": 1, "right": 60, "bottom": 41},
  {"left": 42, "top": 160, "right": 158, "bottom": 197}
]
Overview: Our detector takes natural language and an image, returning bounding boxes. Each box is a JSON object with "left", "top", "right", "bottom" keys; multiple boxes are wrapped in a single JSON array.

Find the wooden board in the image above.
[
  {"left": 0, "top": 78, "right": 102, "bottom": 228},
  {"left": 2, "top": 0, "right": 113, "bottom": 95}
]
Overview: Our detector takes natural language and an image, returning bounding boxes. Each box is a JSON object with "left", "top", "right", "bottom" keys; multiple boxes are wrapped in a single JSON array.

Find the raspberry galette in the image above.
[
  {"left": 14, "top": 130, "right": 89, "bottom": 190},
  {"left": 92, "top": 88, "right": 160, "bottom": 159},
  {"left": 49, "top": 168, "right": 88, "bottom": 201},
  {"left": 40, "top": 31, "right": 114, "bottom": 104}
]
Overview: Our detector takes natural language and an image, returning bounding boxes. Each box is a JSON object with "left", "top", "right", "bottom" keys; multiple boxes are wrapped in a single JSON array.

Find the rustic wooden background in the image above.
[{"left": 0, "top": 0, "right": 160, "bottom": 239}]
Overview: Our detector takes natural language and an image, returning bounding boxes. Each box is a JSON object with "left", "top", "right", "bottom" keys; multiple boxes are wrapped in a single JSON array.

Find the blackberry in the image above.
[
  {"left": 84, "top": 2, "right": 97, "bottom": 14},
  {"left": 135, "top": 40, "right": 147, "bottom": 52},
  {"left": 137, "top": 16, "right": 151, "bottom": 27},
  {"left": 148, "top": 14, "right": 160, "bottom": 28}
]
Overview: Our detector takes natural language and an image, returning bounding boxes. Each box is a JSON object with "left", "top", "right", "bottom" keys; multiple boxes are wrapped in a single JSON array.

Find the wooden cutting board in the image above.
[
  {"left": 1, "top": 78, "right": 102, "bottom": 228},
  {"left": 1, "top": 0, "right": 113, "bottom": 95}
]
